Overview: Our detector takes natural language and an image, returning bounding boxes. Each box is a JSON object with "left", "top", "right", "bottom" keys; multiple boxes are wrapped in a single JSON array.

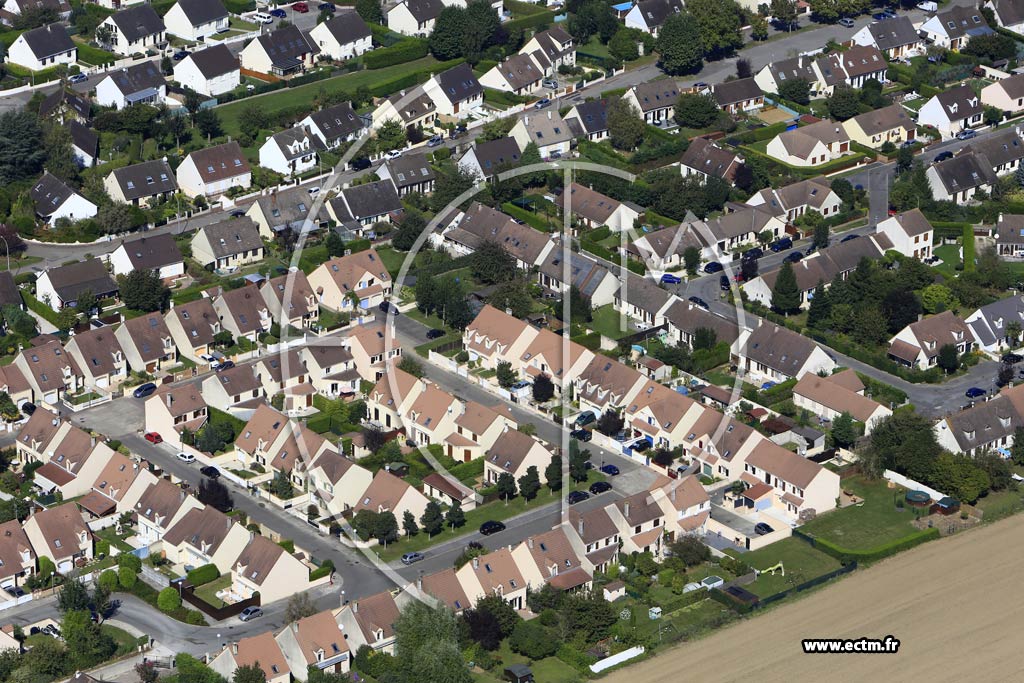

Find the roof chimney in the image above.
[
  {"left": 352, "top": 601, "right": 358, "bottom": 613},
  {"left": 577, "top": 519, "right": 584, "bottom": 535},
  {"left": 417, "top": 575, "right": 423, "bottom": 590},
  {"left": 547, "top": 110, "right": 552, "bottom": 120},
  {"left": 232, "top": 642, "right": 238, "bottom": 655},
  {"left": 472, "top": 557, "right": 480, "bottom": 570},
  {"left": 527, "top": 537, "right": 534, "bottom": 549},
  {"left": 90, "top": 436, "right": 96, "bottom": 448},
  {"left": 166, "top": 393, "right": 173, "bottom": 407},
  {"left": 624, "top": 502, "right": 630, "bottom": 518}
]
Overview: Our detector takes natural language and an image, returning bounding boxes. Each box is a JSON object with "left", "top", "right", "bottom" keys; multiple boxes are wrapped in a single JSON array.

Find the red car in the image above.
[
  {"left": 144, "top": 432, "right": 163, "bottom": 444},
  {"left": 292, "top": 1, "right": 309, "bottom": 11}
]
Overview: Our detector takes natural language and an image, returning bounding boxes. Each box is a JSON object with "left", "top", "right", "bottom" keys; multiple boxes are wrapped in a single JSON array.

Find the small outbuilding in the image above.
[{"left": 504, "top": 663, "right": 534, "bottom": 683}]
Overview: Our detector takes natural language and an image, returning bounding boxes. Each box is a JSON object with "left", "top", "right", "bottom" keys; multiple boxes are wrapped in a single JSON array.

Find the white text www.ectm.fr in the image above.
[{"left": 802, "top": 637, "right": 901, "bottom": 654}]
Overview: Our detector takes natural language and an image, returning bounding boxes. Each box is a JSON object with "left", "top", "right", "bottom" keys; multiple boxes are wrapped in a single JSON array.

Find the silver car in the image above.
[{"left": 239, "top": 606, "right": 263, "bottom": 621}]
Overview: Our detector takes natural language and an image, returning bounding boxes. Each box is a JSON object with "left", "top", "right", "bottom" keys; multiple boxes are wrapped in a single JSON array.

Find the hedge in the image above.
[
  {"left": 362, "top": 39, "right": 429, "bottom": 70},
  {"left": 931, "top": 220, "right": 972, "bottom": 240},
  {"left": 795, "top": 526, "right": 940, "bottom": 565},
  {"left": 186, "top": 563, "right": 220, "bottom": 586},
  {"left": 368, "top": 59, "right": 462, "bottom": 97},
  {"left": 727, "top": 121, "right": 789, "bottom": 145},
  {"left": 22, "top": 291, "right": 61, "bottom": 327},
  {"left": 310, "top": 559, "right": 335, "bottom": 581},
  {"left": 962, "top": 223, "right": 976, "bottom": 272},
  {"left": 505, "top": 9, "right": 555, "bottom": 32}
]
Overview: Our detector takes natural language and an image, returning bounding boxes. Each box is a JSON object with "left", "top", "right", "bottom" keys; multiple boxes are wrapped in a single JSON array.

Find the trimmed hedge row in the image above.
[
  {"left": 795, "top": 526, "right": 940, "bottom": 565},
  {"left": 505, "top": 9, "right": 555, "bottom": 32},
  {"left": 363, "top": 39, "right": 429, "bottom": 69},
  {"left": 368, "top": 59, "right": 463, "bottom": 97},
  {"left": 186, "top": 563, "right": 220, "bottom": 586},
  {"left": 310, "top": 559, "right": 335, "bottom": 581},
  {"left": 727, "top": 121, "right": 789, "bottom": 145}
]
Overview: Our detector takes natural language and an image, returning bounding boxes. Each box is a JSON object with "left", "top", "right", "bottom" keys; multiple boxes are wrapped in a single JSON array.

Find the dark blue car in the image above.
[
  {"left": 703, "top": 261, "right": 724, "bottom": 274},
  {"left": 133, "top": 383, "right": 157, "bottom": 399},
  {"left": 965, "top": 387, "right": 986, "bottom": 399},
  {"left": 600, "top": 464, "right": 620, "bottom": 476}
]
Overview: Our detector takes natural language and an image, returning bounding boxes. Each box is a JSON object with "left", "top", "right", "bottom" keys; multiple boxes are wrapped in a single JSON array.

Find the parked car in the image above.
[
  {"left": 144, "top": 432, "right": 162, "bottom": 444},
  {"left": 427, "top": 135, "right": 444, "bottom": 147},
  {"left": 200, "top": 466, "right": 220, "bottom": 478},
  {"left": 1003, "top": 353, "right": 1023, "bottom": 365},
  {"left": 307, "top": 186, "right": 320, "bottom": 196},
  {"left": 292, "top": 2, "right": 309, "bottom": 12},
  {"left": 784, "top": 251, "right": 803, "bottom": 263},
  {"left": 720, "top": 274, "right": 730, "bottom": 291},
  {"left": 216, "top": 360, "right": 235, "bottom": 372},
  {"left": 41, "top": 624, "right": 61, "bottom": 638},
  {"left": 965, "top": 387, "right": 986, "bottom": 399},
  {"left": 703, "top": 261, "right": 724, "bottom": 274},
  {"left": 687, "top": 296, "right": 709, "bottom": 310},
  {"left": 742, "top": 247, "right": 763, "bottom": 261},
  {"left": 631, "top": 439, "right": 651, "bottom": 452},
  {"left": 955, "top": 129, "right": 977, "bottom": 140},
  {"left": 754, "top": 522, "right": 775, "bottom": 536},
  {"left": 68, "top": 73, "right": 88, "bottom": 84},
  {"left": 761, "top": 381, "right": 776, "bottom": 390},
  {"left": 133, "top": 382, "right": 158, "bottom": 399},
  {"left": 270, "top": 8, "right": 287, "bottom": 17},
  {"left": 934, "top": 150, "right": 954, "bottom": 162},
  {"left": 20, "top": 402, "right": 35, "bottom": 416},
  {"left": 229, "top": 209, "right": 246, "bottom": 218},
  {"left": 479, "top": 520, "right": 506, "bottom": 535},
  {"left": 600, "top": 464, "right": 620, "bottom": 476},
  {"left": 574, "top": 411, "right": 597, "bottom": 427},
  {"left": 318, "top": 2, "right": 336, "bottom": 11},
  {"left": 872, "top": 11, "right": 890, "bottom": 20},
  {"left": 351, "top": 157, "right": 371, "bottom": 170},
  {"left": 172, "top": 50, "right": 189, "bottom": 60},
  {"left": 239, "top": 607, "right": 263, "bottom": 622},
  {"left": 534, "top": 98, "right": 551, "bottom": 109},
  {"left": 838, "top": 17, "right": 855, "bottom": 27},
  {"left": 840, "top": 233, "right": 860, "bottom": 243},
  {"left": 177, "top": 452, "right": 196, "bottom": 463},
  {"left": 384, "top": 149, "right": 403, "bottom": 161},
  {"left": 401, "top": 552, "right": 425, "bottom": 565},
  {"left": 570, "top": 428, "right": 592, "bottom": 442},
  {"left": 426, "top": 328, "right": 445, "bottom": 339},
  {"left": 660, "top": 273, "right": 682, "bottom": 284},
  {"left": 542, "top": 78, "right": 558, "bottom": 89},
  {"left": 589, "top": 481, "right": 612, "bottom": 495},
  {"left": 769, "top": 237, "right": 792, "bottom": 252},
  {"left": 567, "top": 490, "right": 590, "bottom": 504}
]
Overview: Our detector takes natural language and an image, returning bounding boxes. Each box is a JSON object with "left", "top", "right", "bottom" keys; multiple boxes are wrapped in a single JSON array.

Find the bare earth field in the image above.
[{"left": 607, "top": 515, "right": 1024, "bottom": 682}]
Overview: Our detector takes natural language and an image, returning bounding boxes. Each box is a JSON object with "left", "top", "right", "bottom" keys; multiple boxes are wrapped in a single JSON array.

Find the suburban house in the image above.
[
  {"left": 917, "top": 84, "right": 985, "bottom": 140},
  {"left": 239, "top": 25, "right": 319, "bottom": 78},
  {"left": 336, "top": 590, "right": 407, "bottom": 655},
  {"left": 39, "top": 88, "right": 91, "bottom": 125},
  {"left": 712, "top": 78, "right": 764, "bottom": 115},
  {"left": 483, "top": 429, "right": 551, "bottom": 486},
  {"left": 829, "top": 45, "right": 888, "bottom": 88},
  {"left": 876, "top": 209, "right": 934, "bottom": 260},
  {"left": 574, "top": 355, "right": 647, "bottom": 416},
  {"left": 109, "top": 233, "right": 184, "bottom": 281},
  {"left": 614, "top": 273, "right": 675, "bottom": 327},
  {"left": 511, "top": 528, "right": 592, "bottom": 593},
  {"left": 14, "top": 340, "right": 85, "bottom": 405},
  {"left": 521, "top": 27, "right": 575, "bottom": 76},
  {"left": 919, "top": 5, "right": 992, "bottom": 50},
  {"left": 463, "top": 305, "right": 537, "bottom": 370},
  {"left": 32, "top": 426, "right": 113, "bottom": 498},
  {"left": 96, "top": 62, "right": 167, "bottom": 110},
  {"left": 888, "top": 310, "right": 976, "bottom": 369},
  {"left": 259, "top": 126, "right": 325, "bottom": 177},
  {"left": 173, "top": 44, "right": 239, "bottom": 97},
  {"left": 793, "top": 370, "right": 892, "bottom": 434},
  {"left": 7, "top": 23, "right": 75, "bottom": 72},
  {"left": 366, "top": 366, "right": 421, "bottom": 430},
  {"left": 161, "top": 505, "right": 249, "bottom": 571},
  {"left": 35, "top": 258, "right": 117, "bottom": 312},
  {"left": 115, "top": 312, "right": 177, "bottom": 373},
  {"left": 562, "top": 182, "right": 640, "bottom": 232},
  {"left": 843, "top": 104, "right": 915, "bottom": 149},
  {"left": 387, "top": 0, "right": 449, "bottom": 35},
  {"left": 64, "top": 327, "right": 127, "bottom": 391},
  {"left": 664, "top": 299, "right": 741, "bottom": 350},
  {"left": 22, "top": 503, "right": 92, "bottom": 573},
  {"left": 742, "top": 440, "right": 840, "bottom": 518},
  {"left": 308, "top": 450, "right": 373, "bottom": 516},
  {"left": 936, "top": 382, "right": 1024, "bottom": 455},
  {"left": 422, "top": 62, "right": 483, "bottom": 117},
  {"left": 2, "top": 0, "right": 69, "bottom": 22},
  {"left": 104, "top": 159, "right": 177, "bottom": 207},
  {"left": 16, "top": 410, "right": 65, "bottom": 466},
  {"left": 766, "top": 118, "right": 851, "bottom": 167},
  {"left": 443, "top": 201, "right": 553, "bottom": 269},
  {"left": 328, "top": 180, "right": 403, "bottom": 227},
  {"left": 624, "top": 223, "right": 704, "bottom": 272},
  {"left": 70, "top": 121, "right": 98, "bottom": 169},
  {"left": 370, "top": 87, "right": 438, "bottom": 132},
  {"left": 176, "top": 141, "right": 251, "bottom": 198},
  {"left": 961, "top": 127, "right": 1024, "bottom": 175},
  {"left": 30, "top": 172, "right": 97, "bottom": 223},
  {"left": 564, "top": 98, "right": 609, "bottom": 142},
  {"left": 354, "top": 470, "right": 430, "bottom": 525},
  {"left": 995, "top": 213, "right": 1024, "bottom": 260},
  {"left": 209, "top": 633, "right": 292, "bottom": 683},
  {"left": 966, "top": 294, "right": 1024, "bottom": 354},
  {"left": 143, "top": 385, "right": 208, "bottom": 449},
  {"left": 214, "top": 286, "right": 272, "bottom": 343},
  {"left": 275, "top": 610, "right": 351, "bottom": 679},
  {"left": 986, "top": 0, "right": 1024, "bottom": 33},
  {"left": 754, "top": 55, "right": 825, "bottom": 97},
  {"left": 133, "top": 478, "right": 203, "bottom": 546},
  {"left": 164, "top": 0, "right": 229, "bottom": 41},
  {"left": 925, "top": 151, "right": 996, "bottom": 202},
  {"left": 377, "top": 153, "right": 437, "bottom": 196},
  {"left": 536, "top": 250, "right": 619, "bottom": 307},
  {"left": 247, "top": 186, "right": 331, "bottom": 239},
  {"left": 166, "top": 297, "right": 222, "bottom": 363},
  {"left": 734, "top": 322, "right": 836, "bottom": 382},
  {"left": 98, "top": 5, "right": 166, "bottom": 56},
  {"left": 623, "top": 82, "right": 681, "bottom": 124},
  {"left": 983, "top": 73, "right": 1024, "bottom": 117},
  {"left": 455, "top": 547, "right": 528, "bottom": 609},
  {"left": 347, "top": 323, "right": 403, "bottom": 381},
  {"left": 624, "top": 0, "right": 685, "bottom": 36},
  {"left": 509, "top": 111, "right": 573, "bottom": 159},
  {"left": 607, "top": 490, "right": 667, "bottom": 555},
  {"left": 516, "top": 327, "right": 593, "bottom": 393},
  {"left": 747, "top": 176, "right": 843, "bottom": 222},
  {"left": 261, "top": 271, "right": 319, "bottom": 329},
  {"left": 479, "top": 53, "right": 544, "bottom": 96},
  {"left": 201, "top": 363, "right": 264, "bottom": 411},
  {"left": 307, "top": 9, "right": 372, "bottom": 62},
  {"left": 298, "top": 102, "right": 364, "bottom": 150},
  {"left": 0, "top": 519, "right": 35, "bottom": 591},
  {"left": 231, "top": 534, "right": 313, "bottom": 603},
  {"left": 302, "top": 344, "right": 358, "bottom": 398},
  {"left": 308, "top": 249, "right": 392, "bottom": 314},
  {"left": 565, "top": 507, "right": 620, "bottom": 572},
  {"left": 458, "top": 136, "right": 522, "bottom": 181},
  {"left": 680, "top": 137, "right": 744, "bottom": 184},
  {"left": 414, "top": 568, "right": 472, "bottom": 612},
  {"left": 700, "top": 206, "right": 787, "bottom": 257},
  {"left": 190, "top": 217, "right": 265, "bottom": 271},
  {"left": 851, "top": 16, "right": 923, "bottom": 59}
]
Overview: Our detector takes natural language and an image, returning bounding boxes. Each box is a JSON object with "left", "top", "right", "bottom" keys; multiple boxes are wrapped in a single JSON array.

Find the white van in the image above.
[{"left": 254, "top": 11, "right": 274, "bottom": 23}]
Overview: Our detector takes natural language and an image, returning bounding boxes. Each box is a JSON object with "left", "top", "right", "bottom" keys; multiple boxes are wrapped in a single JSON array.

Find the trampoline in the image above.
[{"left": 905, "top": 490, "right": 931, "bottom": 507}]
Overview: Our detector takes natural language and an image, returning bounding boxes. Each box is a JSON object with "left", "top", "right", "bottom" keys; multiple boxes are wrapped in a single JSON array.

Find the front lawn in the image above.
[
  {"left": 102, "top": 624, "right": 142, "bottom": 656},
  {"left": 798, "top": 475, "right": 921, "bottom": 551},
  {"left": 727, "top": 537, "right": 841, "bottom": 598},
  {"left": 589, "top": 304, "right": 631, "bottom": 340},
  {"left": 193, "top": 574, "right": 233, "bottom": 608},
  {"left": 75, "top": 42, "right": 118, "bottom": 66}
]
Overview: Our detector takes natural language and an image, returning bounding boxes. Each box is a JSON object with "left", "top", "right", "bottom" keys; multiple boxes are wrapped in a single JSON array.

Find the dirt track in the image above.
[{"left": 606, "top": 515, "right": 1024, "bottom": 682}]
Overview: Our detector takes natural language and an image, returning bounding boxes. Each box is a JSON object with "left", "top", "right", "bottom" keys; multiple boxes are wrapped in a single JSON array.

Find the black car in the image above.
[
  {"left": 172, "top": 50, "right": 189, "bottom": 60},
  {"left": 769, "top": 237, "right": 792, "bottom": 252},
  {"left": 216, "top": 360, "right": 235, "bottom": 372},
  {"left": 720, "top": 274, "right": 730, "bottom": 291},
  {"left": 754, "top": 522, "right": 774, "bottom": 536},
  {"left": 703, "top": 261, "right": 724, "bottom": 274},
  {"left": 687, "top": 296, "right": 709, "bottom": 311},
  {"left": 133, "top": 382, "right": 158, "bottom": 399},
  {"left": 589, "top": 481, "right": 612, "bottom": 495},
  {"left": 570, "top": 428, "right": 592, "bottom": 442},
  {"left": 784, "top": 251, "right": 803, "bottom": 264},
  {"left": 840, "top": 234, "right": 860, "bottom": 243},
  {"left": 230, "top": 209, "right": 246, "bottom": 218},
  {"left": 426, "top": 329, "right": 445, "bottom": 339},
  {"left": 351, "top": 157, "right": 372, "bottom": 171},
  {"left": 934, "top": 150, "right": 954, "bottom": 163},
  {"left": 479, "top": 520, "right": 505, "bottom": 535},
  {"left": 200, "top": 466, "right": 220, "bottom": 478},
  {"left": 742, "top": 247, "right": 763, "bottom": 261},
  {"left": 631, "top": 439, "right": 651, "bottom": 452},
  {"left": 567, "top": 490, "right": 590, "bottom": 504},
  {"left": 20, "top": 402, "right": 36, "bottom": 416},
  {"left": 378, "top": 301, "right": 399, "bottom": 315},
  {"left": 1003, "top": 353, "right": 1023, "bottom": 365}
]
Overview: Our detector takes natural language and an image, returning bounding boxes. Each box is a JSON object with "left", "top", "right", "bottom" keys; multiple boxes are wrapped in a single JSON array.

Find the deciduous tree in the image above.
[{"left": 656, "top": 13, "right": 703, "bottom": 75}]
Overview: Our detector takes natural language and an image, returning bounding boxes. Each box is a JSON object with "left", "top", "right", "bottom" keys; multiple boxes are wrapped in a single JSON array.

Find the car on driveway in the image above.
[
  {"left": 177, "top": 452, "right": 196, "bottom": 463},
  {"left": 133, "top": 382, "right": 157, "bottom": 399},
  {"left": 239, "top": 607, "right": 263, "bottom": 622},
  {"left": 318, "top": 2, "right": 336, "bottom": 11},
  {"left": 401, "top": 552, "right": 425, "bottom": 565},
  {"left": 379, "top": 301, "right": 400, "bottom": 315},
  {"left": 769, "top": 237, "right": 792, "bottom": 252},
  {"left": 574, "top": 411, "right": 597, "bottom": 427},
  {"left": 427, "top": 135, "right": 444, "bottom": 147},
  {"left": 216, "top": 360, "right": 235, "bottom": 372},
  {"left": 172, "top": 50, "right": 189, "bottom": 60},
  {"left": 144, "top": 432, "right": 162, "bottom": 444},
  {"left": 69, "top": 73, "right": 88, "bottom": 84},
  {"left": 200, "top": 466, "right": 220, "bottom": 478},
  {"left": 742, "top": 247, "right": 763, "bottom": 261},
  {"left": 20, "top": 402, "right": 35, "bottom": 416},
  {"left": 292, "top": 2, "right": 309, "bottom": 11},
  {"left": 687, "top": 296, "right": 709, "bottom": 310},
  {"left": 703, "top": 261, "right": 723, "bottom": 273},
  {"left": 384, "top": 149, "right": 403, "bottom": 161},
  {"left": 534, "top": 98, "right": 551, "bottom": 109},
  {"left": 754, "top": 522, "right": 774, "bottom": 535},
  {"left": 660, "top": 273, "right": 682, "bottom": 284},
  {"left": 934, "top": 150, "right": 953, "bottom": 162},
  {"left": 570, "top": 428, "right": 592, "bottom": 441},
  {"left": 479, "top": 520, "right": 506, "bottom": 535},
  {"left": 631, "top": 439, "right": 651, "bottom": 452},
  {"left": 1003, "top": 353, "right": 1023, "bottom": 365},
  {"left": 965, "top": 387, "right": 986, "bottom": 399},
  {"left": 589, "top": 481, "right": 612, "bottom": 495},
  {"left": 567, "top": 490, "right": 590, "bottom": 504},
  {"left": 600, "top": 464, "right": 620, "bottom": 476},
  {"left": 270, "top": 7, "right": 287, "bottom": 17},
  {"left": 426, "top": 328, "right": 445, "bottom": 339}
]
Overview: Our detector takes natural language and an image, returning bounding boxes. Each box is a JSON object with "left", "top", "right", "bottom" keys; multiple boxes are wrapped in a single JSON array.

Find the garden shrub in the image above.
[
  {"left": 157, "top": 587, "right": 182, "bottom": 612},
  {"left": 117, "top": 553, "right": 142, "bottom": 573},
  {"left": 186, "top": 563, "right": 220, "bottom": 586},
  {"left": 117, "top": 565, "right": 137, "bottom": 589},
  {"left": 98, "top": 570, "right": 119, "bottom": 593}
]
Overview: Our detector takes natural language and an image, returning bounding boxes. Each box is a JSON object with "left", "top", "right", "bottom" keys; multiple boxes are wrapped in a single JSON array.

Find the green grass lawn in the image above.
[
  {"left": 799, "top": 476, "right": 921, "bottom": 551},
  {"left": 932, "top": 244, "right": 961, "bottom": 278},
  {"left": 728, "top": 537, "right": 841, "bottom": 598},
  {"left": 375, "top": 246, "right": 412, "bottom": 277},
  {"left": 216, "top": 57, "right": 442, "bottom": 137},
  {"left": 74, "top": 41, "right": 118, "bottom": 66},
  {"left": 471, "top": 641, "right": 584, "bottom": 683},
  {"left": 102, "top": 624, "right": 141, "bottom": 656},
  {"left": 589, "top": 304, "right": 631, "bottom": 340},
  {"left": 193, "top": 574, "right": 233, "bottom": 608},
  {"left": 976, "top": 488, "right": 1024, "bottom": 521}
]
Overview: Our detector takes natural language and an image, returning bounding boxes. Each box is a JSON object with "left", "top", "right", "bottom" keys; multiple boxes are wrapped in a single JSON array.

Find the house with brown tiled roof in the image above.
[
  {"left": 652, "top": 474, "right": 711, "bottom": 536},
  {"left": 14, "top": 338, "right": 85, "bottom": 405},
  {"left": 302, "top": 343, "right": 359, "bottom": 398},
  {"left": 133, "top": 478, "right": 203, "bottom": 546},
  {"left": 422, "top": 471, "right": 476, "bottom": 510},
  {"left": 743, "top": 440, "right": 840, "bottom": 517},
  {"left": 664, "top": 299, "right": 742, "bottom": 351},
  {"left": 366, "top": 366, "right": 422, "bottom": 432},
  {"left": 214, "top": 285, "right": 272, "bottom": 343},
  {"left": 308, "top": 249, "right": 392, "bottom": 314},
  {"left": 64, "top": 326, "right": 127, "bottom": 391},
  {"left": 162, "top": 504, "right": 250, "bottom": 571},
  {"left": 734, "top": 322, "right": 836, "bottom": 383},
  {"left": 115, "top": 313, "right": 177, "bottom": 374},
  {"left": 275, "top": 609, "right": 350, "bottom": 678},
  {"left": 463, "top": 304, "right": 536, "bottom": 370},
  {"left": 573, "top": 355, "right": 648, "bottom": 416},
  {"left": 767, "top": 118, "right": 852, "bottom": 167},
  {"left": 191, "top": 216, "right": 264, "bottom": 271},
  {"left": 353, "top": 470, "right": 430, "bottom": 526},
  {"left": 453, "top": 400, "right": 516, "bottom": 454},
  {"left": 404, "top": 379, "right": 460, "bottom": 446},
  {"left": 210, "top": 632, "right": 291, "bottom": 683},
  {"left": 623, "top": 380, "right": 707, "bottom": 450},
  {"left": 876, "top": 208, "right": 934, "bottom": 260},
  {"left": 516, "top": 327, "right": 594, "bottom": 393},
  {"left": 0, "top": 363, "right": 30, "bottom": 410},
  {"left": 78, "top": 451, "right": 156, "bottom": 519},
  {"left": 511, "top": 527, "right": 592, "bottom": 593},
  {"left": 680, "top": 137, "right": 744, "bottom": 184},
  {"left": 843, "top": 104, "right": 916, "bottom": 150},
  {"left": 888, "top": 310, "right": 975, "bottom": 370},
  {"left": 33, "top": 426, "right": 115, "bottom": 498},
  {"left": 564, "top": 507, "right": 620, "bottom": 572},
  {"left": 166, "top": 298, "right": 222, "bottom": 363},
  {"left": 308, "top": 450, "right": 374, "bottom": 517},
  {"left": 201, "top": 363, "right": 264, "bottom": 412},
  {"left": 456, "top": 546, "right": 528, "bottom": 609},
  {"left": 0, "top": 519, "right": 35, "bottom": 589},
  {"left": 23, "top": 502, "right": 92, "bottom": 573},
  {"left": 16, "top": 409, "right": 65, "bottom": 465},
  {"left": 254, "top": 349, "right": 312, "bottom": 414},
  {"left": 793, "top": 370, "right": 892, "bottom": 434},
  {"left": 177, "top": 141, "right": 251, "bottom": 198},
  {"left": 606, "top": 489, "right": 666, "bottom": 555},
  {"left": 260, "top": 271, "right": 319, "bottom": 330},
  {"left": 231, "top": 532, "right": 314, "bottom": 603},
  {"left": 144, "top": 385, "right": 208, "bottom": 449},
  {"left": 414, "top": 567, "right": 471, "bottom": 612},
  {"left": 624, "top": 81, "right": 681, "bottom": 124},
  {"left": 711, "top": 78, "right": 764, "bottom": 115},
  {"left": 483, "top": 428, "right": 552, "bottom": 486},
  {"left": 336, "top": 590, "right": 410, "bottom": 655},
  {"left": 689, "top": 415, "right": 763, "bottom": 482},
  {"left": 346, "top": 323, "right": 403, "bottom": 382},
  {"left": 561, "top": 182, "right": 640, "bottom": 232}
]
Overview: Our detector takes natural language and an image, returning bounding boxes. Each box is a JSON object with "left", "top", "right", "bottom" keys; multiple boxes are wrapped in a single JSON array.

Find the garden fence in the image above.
[{"left": 169, "top": 578, "right": 261, "bottom": 621}]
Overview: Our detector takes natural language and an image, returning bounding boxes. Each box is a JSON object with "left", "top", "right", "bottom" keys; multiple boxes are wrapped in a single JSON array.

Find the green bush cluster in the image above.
[
  {"left": 363, "top": 39, "right": 429, "bottom": 69},
  {"left": 185, "top": 563, "right": 220, "bottom": 586},
  {"left": 799, "top": 527, "right": 940, "bottom": 565}
]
